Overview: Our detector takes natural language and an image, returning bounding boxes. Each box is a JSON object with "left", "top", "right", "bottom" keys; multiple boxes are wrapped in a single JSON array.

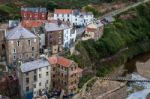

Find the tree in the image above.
[{"left": 46, "top": 1, "right": 58, "bottom": 11}]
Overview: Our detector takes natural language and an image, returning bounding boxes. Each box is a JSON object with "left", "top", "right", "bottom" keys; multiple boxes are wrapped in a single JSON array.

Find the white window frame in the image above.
[
  {"left": 28, "top": 40, "right": 31, "bottom": 46},
  {"left": 13, "top": 48, "right": 16, "bottom": 53}
]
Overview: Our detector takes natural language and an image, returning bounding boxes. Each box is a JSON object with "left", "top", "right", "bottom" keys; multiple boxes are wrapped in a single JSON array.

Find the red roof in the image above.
[
  {"left": 48, "top": 56, "right": 73, "bottom": 67},
  {"left": 54, "top": 9, "right": 72, "bottom": 14},
  {"left": 21, "top": 20, "right": 45, "bottom": 28}
]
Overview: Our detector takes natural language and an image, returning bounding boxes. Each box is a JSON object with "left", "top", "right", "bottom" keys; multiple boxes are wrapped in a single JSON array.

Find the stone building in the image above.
[
  {"left": 45, "top": 22, "right": 76, "bottom": 54},
  {"left": 48, "top": 56, "right": 83, "bottom": 96},
  {"left": 18, "top": 58, "right": 51, "bottom": 99},
  {"left": 5, "top": 25, "right": 39, "bottom": 66},
  {"left": 82, "top": 21, "right": 104, "bottom": 41}
]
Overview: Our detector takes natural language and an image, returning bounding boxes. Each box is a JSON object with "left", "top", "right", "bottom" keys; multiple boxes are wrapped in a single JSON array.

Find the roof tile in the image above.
[
  {"left": 54, "top": 9, "right": 72, "bottom": 14},
  {"left": 48, "top": 56, "right": 72, "bottom": 67}
]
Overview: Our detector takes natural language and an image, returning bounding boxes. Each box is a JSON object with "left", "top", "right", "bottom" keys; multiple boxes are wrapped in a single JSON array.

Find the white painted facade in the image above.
[
  {"left": 53, "top": 10, "right": 94, "bottom": 26},
  {"left": 39, "top": 33, "right": 45, "bottom": 49},
  {"left": 18, "top": 59, "right": 51, "bottom": 98},
  {"left": 54, "top": 13, "right": 72, "bottom": 22},
  {"left": 33, "top": 65, "right": 51, "bottom": 97},
  {"left": 63, "top": 28, "right": 77, "bottom": 48}
]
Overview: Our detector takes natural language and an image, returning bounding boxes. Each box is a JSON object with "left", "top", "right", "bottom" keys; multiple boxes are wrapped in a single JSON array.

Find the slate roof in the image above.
[
  {"left": 6, "top": 25, "right": 37, "bottom": 40},
  {"left": 104, "top": 16, "right": 115, "bottom": 22},
  {"left": 45, "top": 22, "right": 70, "bottom": 32},
  {"left": 21, "top": 7, "right": 47, "bottom": 13},
  {"left": 20, "top": 58, "right": 49, "bottom": 73}
]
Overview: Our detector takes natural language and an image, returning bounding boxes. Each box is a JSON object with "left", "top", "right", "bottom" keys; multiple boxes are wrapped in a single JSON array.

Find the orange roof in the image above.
[
  {"left": 21, "top": 20, "right": 45, "bottom": 28},
  {"left": 54, "top": 9, "right": 72, "bottom": 14},
  {"left": 48, "top": 56, "right": 73, "bottom": 67}
]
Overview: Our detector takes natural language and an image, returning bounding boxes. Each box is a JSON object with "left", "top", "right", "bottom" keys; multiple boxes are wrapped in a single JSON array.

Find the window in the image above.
[
  {"left": 26, "top": 78, "right": 29, "bottom": 84},
  {"left": 26, "top": 72, "right": 28, "bottom": 76},
  {"left": 34, "top": 75, "right": 37, "bottom": 81},
  {"left": 39, "top": 82, "right": 41, "bottom": 86},
  {"left": 17, "top": 41, "right": 20, "bottom": 46},
  {"left": 28, "top": 40, "right": 31, "bottom": 45},
  {"left": 13, "top": 55, "right": 16, "bottom": 60},
  {"left": 26, "top": 54, "right": 28, "bottom": 58},
  {"left": 46, "top": 72, "right": 49, "bottom": 76},
  {"left": 26, "top": 87, "right": 29, "bottom": 92},
  {"left": 47, "top": 66, "right": 49, "bottom": 70},
  {"left": 46, "top": 80, "right": 48, "bottom": 84},
  {"left": 19, "top": 55, "right": 22, "bottom": 59},
  {"left": 32, "top": 47, "right": 34, "bottom": 51},
  {"left": 34, "top": 84, "right": 36, "bottom": 88},
  {"left": 67, "top": 14, "right": 69, "bottom": 17},
  {"left": 62, "top": 14, "right": 64, "bottom": 17},
  {"left": 71, "top": 67, "right": 74, "bottom": 71},
  {"left": 39, "top": 74, "right": 41, "bottom": 78},
  {"left": 13, "top": 49, "right": 16, "bottom": 53},
  {"left": 34, "top": 70, "right": 36, "bottom": 74},
  {"left": 65, "top": 68, "right": 67, "bottom": 71},
  {"left": 32, "top": 53, "right": 34, "bottom": 57},
  {"left": 75, "top": 19, "right": 77, "bottom": 21},
  {"left": 42, "top": 14, "right": 45, "bottom": 17},
  {"left": 39, "top": 68, "right": 41, "bottom": 71},
  {"left": 57, "top": 14, "right": 59, "bottom": 17}
]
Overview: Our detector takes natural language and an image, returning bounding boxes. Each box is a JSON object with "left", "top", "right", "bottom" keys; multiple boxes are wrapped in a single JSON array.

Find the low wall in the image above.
[{"left": 96, "top": 82, "right": 127, "bottom": 99}]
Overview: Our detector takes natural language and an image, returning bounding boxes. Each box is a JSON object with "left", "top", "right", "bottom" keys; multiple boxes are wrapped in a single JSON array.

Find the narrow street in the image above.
[{"left": 101, "top": 0, "right": 150, "bottom": 18}]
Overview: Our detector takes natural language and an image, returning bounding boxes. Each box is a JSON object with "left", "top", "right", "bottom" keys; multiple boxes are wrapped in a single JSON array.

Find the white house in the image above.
[
  {"left": 54, "top": 9, "right": 72, "bottom": 22},
  {"left": 18, "top": 58, "right": 51, "bottom": 98},
  {"left": 44, "top": 22, "right": 76, "bottom": 51},
  {"left": 53, "top": 9, "right": 94, "bottom": 26}
]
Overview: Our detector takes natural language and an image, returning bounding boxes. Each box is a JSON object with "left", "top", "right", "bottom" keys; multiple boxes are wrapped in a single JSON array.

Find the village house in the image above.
[
  {"left": 53, "top": 9, "right": 94, "bottom": 26},
  {"left": 18, "top": 58, "right": 51, "bottom": 99},
  {"left": 21, "top": 7, "right": 47, "bottom": 20},
  {"left": 44, "top": 21, "right": 76, "bottom": 54},
  {"left": 82, "top": 21, "right": 104, "bottom": 41},
  {"left": 5, "top": 25, "right": 39, "bottom": 66},
  {"left": 48, "top": 56, "right": 83, "bottom": 96}
]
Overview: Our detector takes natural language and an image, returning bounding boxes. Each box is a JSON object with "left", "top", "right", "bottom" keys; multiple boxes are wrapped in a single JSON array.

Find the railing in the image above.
[{"left": 100, "top": 77, "right": 150, "bottom": 82}]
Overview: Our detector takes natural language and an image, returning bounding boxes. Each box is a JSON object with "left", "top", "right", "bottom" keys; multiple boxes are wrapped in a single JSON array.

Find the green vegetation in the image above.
[
  {"left": 0, "top": 0, "right": 137, "bottom": 21},
  {"left": 0, "top": 3, "right": 20, "bottom": 21},
  {"left": 70, "top": 2, "right": 150, "bottom": 80},
  {"left": 84, "top": 6, "right": 101, "bottom": 17}
]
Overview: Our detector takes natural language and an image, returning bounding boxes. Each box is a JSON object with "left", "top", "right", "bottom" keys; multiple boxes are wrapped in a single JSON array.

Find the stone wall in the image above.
[{"left": 96, "top": 83, "right": 127, "bottom": 99}]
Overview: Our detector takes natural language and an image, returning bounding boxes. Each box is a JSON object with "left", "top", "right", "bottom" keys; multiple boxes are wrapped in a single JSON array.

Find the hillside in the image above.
[
  {"left": 68, "top": 1, "right": 150, "bottom": 78},
  {"left": 0, "top": 0, "right": 137, "bottom": 21}
]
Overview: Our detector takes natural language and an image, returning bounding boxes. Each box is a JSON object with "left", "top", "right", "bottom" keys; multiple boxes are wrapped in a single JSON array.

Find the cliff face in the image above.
[
  {"left": 73, "top": 79, "right": 127, "bottom": 99},
  {"left": 136, "top": 59, "right": 150, "bottom": 79}
]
